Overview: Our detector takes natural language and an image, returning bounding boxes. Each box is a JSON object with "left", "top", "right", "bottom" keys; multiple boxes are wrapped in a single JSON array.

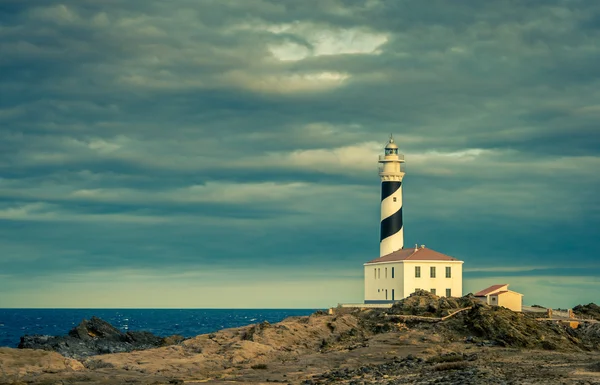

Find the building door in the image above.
[{"left": 392, "top": 289, "right": 395, "bottom": 301}]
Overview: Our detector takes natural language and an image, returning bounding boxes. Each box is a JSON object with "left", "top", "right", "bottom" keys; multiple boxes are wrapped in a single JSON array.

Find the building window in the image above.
[
  {"left": 415, "top": 266, "right": 421, "bottom": 278},
  {"left": 446, "top": 288, "right": 451, "bottom": 297},
  {"left": 385, "top": 267, "right": 388, "bottom": 278},
  {"left": 430, "top": 266, "right": 436, "bottom": 278},
  {"left": 431, "top": 288, "right": 436, "bottom": 295},
  {"left": 393, "top": 197, "right": 397, "bottom": 202},
  {"left": 385, "top": 289, "right": 388, "bottom": 300},
  {"left": 391, "top": 267, "right": 395, "bottom": 278},
  {"left": 374, "top": 269, "right": 377, "bottom": 279},
  {"left": 445, "top": 266, "right": 451, "bottom": 278},
  {"left": 378, "top": 268, "right": 380, "bottom": 279}
]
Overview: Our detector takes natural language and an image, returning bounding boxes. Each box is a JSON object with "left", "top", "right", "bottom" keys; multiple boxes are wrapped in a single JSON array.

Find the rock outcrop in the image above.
[
  {"left": 442, "top": 302, "right": 584, "bottom": 350},
  {"left": 387, "top": 289, "right": 477, "bottom": 317},
  {"left": 18, "top": 316, "right": 185, "bottom": 359},
  {"left": 573, "top": 303, "right": 600, "bottom": 321},
  {"left": 382, "top": 291, "right": 596, "bottom": 351},
  {"left": 577, "top": 322, "right": 600, "bottom": 350}
]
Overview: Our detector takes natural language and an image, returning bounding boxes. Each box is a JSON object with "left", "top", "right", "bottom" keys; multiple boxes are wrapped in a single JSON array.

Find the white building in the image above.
[
  {"left": 364, "top": 245, "right": 463, "bottom": 303},
  {"left": 363, "top": 137, "right": 464, "bottom": 303}
]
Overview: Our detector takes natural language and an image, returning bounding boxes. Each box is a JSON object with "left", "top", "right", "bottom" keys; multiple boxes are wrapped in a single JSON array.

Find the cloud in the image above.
[
  {"left": 266, "top": 22, "right": 388, "bottom": 61},
  {"left": 0, "top": 0, "right": 599, "bottom": 308},
  {"left": 220, "top": 70, "right": 351, "bottom": 93}
]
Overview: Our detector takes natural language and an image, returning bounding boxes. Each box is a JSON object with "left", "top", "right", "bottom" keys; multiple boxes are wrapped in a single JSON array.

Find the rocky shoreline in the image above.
[
  {"left": 17, "top": 316, "right": 185, "bottom": 359},
  {"left": 2, "top": 292, "right": 600, "bottom": 384}
]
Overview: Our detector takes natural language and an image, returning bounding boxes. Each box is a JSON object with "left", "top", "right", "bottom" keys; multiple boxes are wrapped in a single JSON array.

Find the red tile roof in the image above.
[
  {"left": 493, "top": 290, "right": 523, "bottom": 296},
  {"left": 365, "top": 247, "right": 460, "bottom": 264},
  {"left": 474, "top": 284, "right": 508, "bottom": 297}
]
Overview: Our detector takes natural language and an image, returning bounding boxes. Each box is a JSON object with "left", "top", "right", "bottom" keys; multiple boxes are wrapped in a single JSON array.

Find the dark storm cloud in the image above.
[{"left": 1, "top": 0, "right": 599, "bottom": 306}]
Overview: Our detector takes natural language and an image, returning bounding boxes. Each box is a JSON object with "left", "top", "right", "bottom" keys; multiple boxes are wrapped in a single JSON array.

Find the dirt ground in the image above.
[{"left": 2, "top": 329, "right": 600, "bottom": 384}]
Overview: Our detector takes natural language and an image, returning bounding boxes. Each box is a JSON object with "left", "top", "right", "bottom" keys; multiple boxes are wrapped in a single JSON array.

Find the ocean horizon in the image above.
[{"left": 0, "top": 308, "right": 319, "bottom": 348}]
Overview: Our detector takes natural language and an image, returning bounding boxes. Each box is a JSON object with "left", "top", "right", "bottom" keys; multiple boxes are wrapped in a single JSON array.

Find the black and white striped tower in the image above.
[{"left": 378, "top": 135, "right": 405, "bottom": 257}]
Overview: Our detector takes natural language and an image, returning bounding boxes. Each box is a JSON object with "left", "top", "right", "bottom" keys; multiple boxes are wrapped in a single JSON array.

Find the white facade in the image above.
[{"left": 364, "top": 251, "right": 463, "bottom": 303}]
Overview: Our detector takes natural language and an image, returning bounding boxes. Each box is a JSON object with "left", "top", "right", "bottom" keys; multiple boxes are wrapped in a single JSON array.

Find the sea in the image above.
[{"left": 0, "top": 308, "right": 318, "bottom": 348}]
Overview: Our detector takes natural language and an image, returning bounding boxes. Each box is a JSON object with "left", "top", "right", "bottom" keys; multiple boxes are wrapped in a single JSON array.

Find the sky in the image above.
[{"left": 0, "top": 0, "right": 599, "bottom": 309}]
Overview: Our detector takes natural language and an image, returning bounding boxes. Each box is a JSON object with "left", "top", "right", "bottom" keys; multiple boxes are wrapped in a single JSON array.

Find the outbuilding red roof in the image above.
[
  {"left": 365, "top": 246, "right": 460, "bottom": 264},
  {"left": 474, "top": 284, "right": 508, "bottom": 297},
  {"left": 493, "top": 290, "right": 523, "bottom": 297}
]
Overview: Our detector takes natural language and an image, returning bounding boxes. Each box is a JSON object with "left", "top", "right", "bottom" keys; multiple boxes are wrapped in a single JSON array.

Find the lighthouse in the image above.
[
  {"left": 363, "top": 135, "right": 463, "bottom": 304},
  {"left": 378, "top": 135, "right": 405, "bottom": 257}
]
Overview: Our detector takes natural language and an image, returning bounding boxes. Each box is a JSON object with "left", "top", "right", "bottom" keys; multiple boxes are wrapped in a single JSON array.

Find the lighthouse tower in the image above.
[{"left": 378, "top": 135, "right": 405, "bottom": 257}]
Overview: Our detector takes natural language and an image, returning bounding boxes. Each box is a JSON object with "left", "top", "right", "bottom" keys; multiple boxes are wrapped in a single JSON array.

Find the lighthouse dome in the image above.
[{"left": 385, "top": 137, "right": 398, "bottom": 150}]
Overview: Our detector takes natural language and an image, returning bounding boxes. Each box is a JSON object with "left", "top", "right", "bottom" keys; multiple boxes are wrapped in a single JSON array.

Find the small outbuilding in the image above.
[{"left": 474, "top": 284, "right": 524, "bottom": 312}]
